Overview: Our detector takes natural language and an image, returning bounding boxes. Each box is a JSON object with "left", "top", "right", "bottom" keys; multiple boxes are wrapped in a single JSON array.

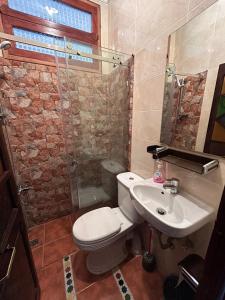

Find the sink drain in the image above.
[{"left": 156, "top": 208, "right": 166, "bottom": 215}]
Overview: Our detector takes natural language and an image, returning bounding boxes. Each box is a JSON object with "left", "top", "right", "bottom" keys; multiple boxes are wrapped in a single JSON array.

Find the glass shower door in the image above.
[
  {"left": 56, "top": 40, "right": 132, "bottom": 210},
  {"left": 75, "top": 70, "right": 112, "bottom": 209}
]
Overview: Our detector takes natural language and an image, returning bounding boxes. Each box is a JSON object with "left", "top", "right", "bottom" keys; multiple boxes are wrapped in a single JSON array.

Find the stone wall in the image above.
[
  {"left": 58, "top": 59, "right": 133, "bottom": 202},
  {"left": 0, "top": 57, "right": 133, "bottom": 226},
  {"left": 0, "top": 58, "right": 72, "bottom": 227},
  {"left": 161, "top": 71, "right": 207, "bottom": 151}
]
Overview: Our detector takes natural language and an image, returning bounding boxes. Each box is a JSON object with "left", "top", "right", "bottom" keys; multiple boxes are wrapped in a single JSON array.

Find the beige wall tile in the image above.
[
  {"left": 109, "top": 0, "right": 224, "bottom": 277},
  {"left": 131, "top": 137, "right": 155, "bottom": 178},
  {"left": 167, "top": 161, "right": 225, "bottom": 209},
  {"left": 132, "top": 110, "right": 162, "bottom": 142},
  {"left": 189, "top": 0, "right": 217, "bottom": 10},
  {"left": 111, "top": 0, "right": 137, "bottom": 17},
  {"left": 188, "top": 0, "right": 218, "bottom": 20},
  {"left": 133, "top": 75, "right": 164, "bottom": 111},
  {"left": 100, "top": 4, "right": 109, "bottom": 48}
]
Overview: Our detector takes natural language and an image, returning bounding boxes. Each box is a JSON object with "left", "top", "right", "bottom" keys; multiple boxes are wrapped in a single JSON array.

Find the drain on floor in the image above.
[
  {"left": 29, "top": 239, "right": 39, "bottom": 247},
  {"left": 156, "top": 208, "right": 166, "bottom": 215}
]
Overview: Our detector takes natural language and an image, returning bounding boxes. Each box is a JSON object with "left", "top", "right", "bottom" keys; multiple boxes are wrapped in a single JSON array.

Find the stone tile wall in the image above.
[
  {"left": 58, "top": 59, "right": 133, "bottom": 197},
  {"left": 0, "top": 57, "right": 133, "bottom": 226},
  {"left": 171, "top": 71, "right": 207, "bottom": 150},
  {"left": 161, "top": 71, "right": 207, "bottom": 151},
  {"left": 0, "top": 58, "right": 71, "bottom": 227}
]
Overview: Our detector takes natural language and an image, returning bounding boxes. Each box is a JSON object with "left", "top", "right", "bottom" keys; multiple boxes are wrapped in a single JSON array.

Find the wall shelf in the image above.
[{"left": 147, "top": 145, "right": 219, "bottom": 175}]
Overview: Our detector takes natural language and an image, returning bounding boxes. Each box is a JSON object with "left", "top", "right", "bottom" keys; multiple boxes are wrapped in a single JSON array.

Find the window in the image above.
[
  {"left": 13, "top": 27, "right": 93, "bottom": 62},
  {"left": 0, "top": 0, "right": 100, "bottom": 64},
  {"left": 8, "top": 0, "right": 93, "bottom": 33}
]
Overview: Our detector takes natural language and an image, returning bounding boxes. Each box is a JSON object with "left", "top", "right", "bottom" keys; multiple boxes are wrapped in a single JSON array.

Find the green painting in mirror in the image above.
[{"left": 212, "top": 77, "right": 225, "bottom": 143}]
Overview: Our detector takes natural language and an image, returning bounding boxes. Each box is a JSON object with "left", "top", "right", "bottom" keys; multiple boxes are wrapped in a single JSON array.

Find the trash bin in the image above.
[
  {"left": 163, "top": 254, "right": 205, "bottom": 300},
  {"left": 163, "top": 275, "right": 195, "bottom": 300}
]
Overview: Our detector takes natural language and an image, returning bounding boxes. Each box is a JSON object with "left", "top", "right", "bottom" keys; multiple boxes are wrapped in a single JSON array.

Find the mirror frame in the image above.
[{"left": 204, "top": 63, "right": 225, "bottom": 157}]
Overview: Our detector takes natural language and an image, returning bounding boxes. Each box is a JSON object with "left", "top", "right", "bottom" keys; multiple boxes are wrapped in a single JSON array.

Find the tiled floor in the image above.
[
  {"left": 29, "top": 214, "right": 163, "bottom": 300},
  {"left": 28, "top": 214, "right": 78, "bottom": 272}
]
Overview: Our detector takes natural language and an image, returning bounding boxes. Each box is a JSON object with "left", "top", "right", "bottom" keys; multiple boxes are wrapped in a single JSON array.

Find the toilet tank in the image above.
[
  {"left": 117, "top": 172, "right": 143, "bottom": 224},
  {"left": 101, "top": 160, "right": 126, "bottom": 202}
]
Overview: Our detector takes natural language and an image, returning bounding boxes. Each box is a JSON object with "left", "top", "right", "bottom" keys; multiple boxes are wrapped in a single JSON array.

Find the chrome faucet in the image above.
[{"left": 163, "top": 178, "right": 179, "bottom": 194}]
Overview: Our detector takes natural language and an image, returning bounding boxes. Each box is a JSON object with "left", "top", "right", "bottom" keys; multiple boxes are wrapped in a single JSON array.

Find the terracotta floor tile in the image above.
[
  {"left": 43, "top": 234, "right": 78, "bottom": 266},
  {"left": 28, "top": 224, "right": 45, "bottom": 248},
  {"left": 120, "top": 256, "right": 163, "bottom": 300},
  {"left": 45, "top": 215, "right": 72, "bottom": 243},
  {"left": 71, "top": 251, "right": 109, "bottom": 293},
  {"left": 70, "top": 210, "right": 81, "bottom": 225},
  {"left": 77, "top": 274, "right": 123, "bottom": 300},
  {"left": 119, "top": 251, "right": 135, "bottom": 268},
  {"left": 32, "top": 246, "right": 43, "bottom": 271},
  {"left": 38, "top": 260, "right": 65, "bottom": 300}
]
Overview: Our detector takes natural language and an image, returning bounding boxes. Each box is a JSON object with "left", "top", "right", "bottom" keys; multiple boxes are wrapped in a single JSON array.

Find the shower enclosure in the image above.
[
  {"left": 56, "top": 40, "right": 133, "bottom": 210},
  {"left": 161, "top": 64, "right": 207, "bottom": 151},
  {"left": 0, "top": 32, "right": 133, "bottom": 226}
]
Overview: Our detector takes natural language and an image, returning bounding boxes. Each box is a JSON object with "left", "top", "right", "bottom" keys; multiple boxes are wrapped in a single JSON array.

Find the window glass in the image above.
[
  {"left": 13, "top": 27, "right": 93, "bottom": 62},
  {"left": 8, "top": 0, "right": 92, "bottom": 33}
]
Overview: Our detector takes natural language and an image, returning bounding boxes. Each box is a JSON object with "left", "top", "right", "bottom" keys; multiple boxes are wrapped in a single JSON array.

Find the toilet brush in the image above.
[{"left": 142, "top": 226, "right": 156, "bottom": 272}]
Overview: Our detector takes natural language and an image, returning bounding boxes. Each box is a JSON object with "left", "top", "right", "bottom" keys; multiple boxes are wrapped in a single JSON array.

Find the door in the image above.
[
  {"left": 196, "top": 186, "right": 225, "bottom": 300},
  {"left": 0, "top": 121, "right": 40, "bottom": 299},
  {"left": 0, "top": 231, "right": 37, "bottom": 300}
]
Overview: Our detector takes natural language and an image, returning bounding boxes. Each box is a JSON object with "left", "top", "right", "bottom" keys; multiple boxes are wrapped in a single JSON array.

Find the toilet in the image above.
[
  {"left": 101, "top": 159, "right": 126, "bottom": 200},
  {"left": 72, "top": 172, "right": 143, "bottom": 275}
]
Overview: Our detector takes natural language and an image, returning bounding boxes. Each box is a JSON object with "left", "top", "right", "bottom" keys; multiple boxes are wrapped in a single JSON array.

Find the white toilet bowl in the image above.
[{"left": 72, "top": 172, "right": 143, "bottom": 275}]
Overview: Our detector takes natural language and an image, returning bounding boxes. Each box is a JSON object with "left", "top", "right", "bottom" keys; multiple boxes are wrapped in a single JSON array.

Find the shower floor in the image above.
[{"left": 78, "top": 185, "right": 111, "bottom": 208}]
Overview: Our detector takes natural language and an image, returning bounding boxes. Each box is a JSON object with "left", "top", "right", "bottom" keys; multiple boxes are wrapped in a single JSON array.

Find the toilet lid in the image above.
[
  {"left": 101, "top": 159, "right": 126, "bottom": 174},
  {"left": 73, "top": 207, "right": 122, "bottom": 243}
]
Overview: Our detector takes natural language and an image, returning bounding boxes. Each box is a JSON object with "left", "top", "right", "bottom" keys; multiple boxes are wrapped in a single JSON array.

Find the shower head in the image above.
[
  {"left": 174, "top": 75, "right": 185, "bottom": 88},
  {"left": 0, "top": 40, "right": 11, "bottom": 50},
  {"left": 166, "top": 64, "right": 176, "bottom": 77},
  {"left": 166, "top": 67, "right": 174, "bottom": 77}
]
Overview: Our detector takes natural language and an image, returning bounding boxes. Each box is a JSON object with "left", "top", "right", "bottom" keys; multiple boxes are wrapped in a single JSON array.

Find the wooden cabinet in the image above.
[
  {"left": 0, "top": 231, "right": 37, "bottom": 300},
  {"left": 0, "top": 125, "right": 40, "bottom": 300}
]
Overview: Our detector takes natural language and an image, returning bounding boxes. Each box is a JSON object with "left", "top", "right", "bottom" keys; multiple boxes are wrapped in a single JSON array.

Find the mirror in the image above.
[
  {"left": 160, "top": 0, "right": 225, "bottom": 157},
  {"left": 204, "top": 64, "right": 225, "bottom": 156}
]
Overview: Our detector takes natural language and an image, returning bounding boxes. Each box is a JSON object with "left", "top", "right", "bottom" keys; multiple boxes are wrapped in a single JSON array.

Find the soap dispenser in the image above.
[{"left": 153, "top": 159, "right": 165, "bottom": 183}]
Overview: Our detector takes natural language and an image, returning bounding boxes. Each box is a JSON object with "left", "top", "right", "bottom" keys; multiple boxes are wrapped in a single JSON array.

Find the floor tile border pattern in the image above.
[
  {"left": 63, "top": 255, "right": 77, "bottom": 300},
  {"left": 113, "top": 268, "right": 135, "bottom": 300},
  {"left": 62, "top": 253, "right": 135, "bottom": 300}
]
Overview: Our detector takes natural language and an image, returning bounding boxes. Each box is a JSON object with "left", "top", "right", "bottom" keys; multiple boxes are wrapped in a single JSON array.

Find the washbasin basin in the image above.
[{"left": 129, "top": 179, "right": 215, "bottom": 238}]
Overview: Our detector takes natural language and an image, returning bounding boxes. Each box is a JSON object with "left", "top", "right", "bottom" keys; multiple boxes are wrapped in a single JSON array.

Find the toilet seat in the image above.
[
  {"left": 73, "top": 207, "right": 122, "bottom": 244},
  {"left": 73, "top": 207, "right": 134, "bottom": 251}
]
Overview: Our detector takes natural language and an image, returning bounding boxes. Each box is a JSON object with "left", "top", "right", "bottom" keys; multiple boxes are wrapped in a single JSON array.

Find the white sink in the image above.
[{"left": 130, "top": 179, "right": 215, "bottom": 238}]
